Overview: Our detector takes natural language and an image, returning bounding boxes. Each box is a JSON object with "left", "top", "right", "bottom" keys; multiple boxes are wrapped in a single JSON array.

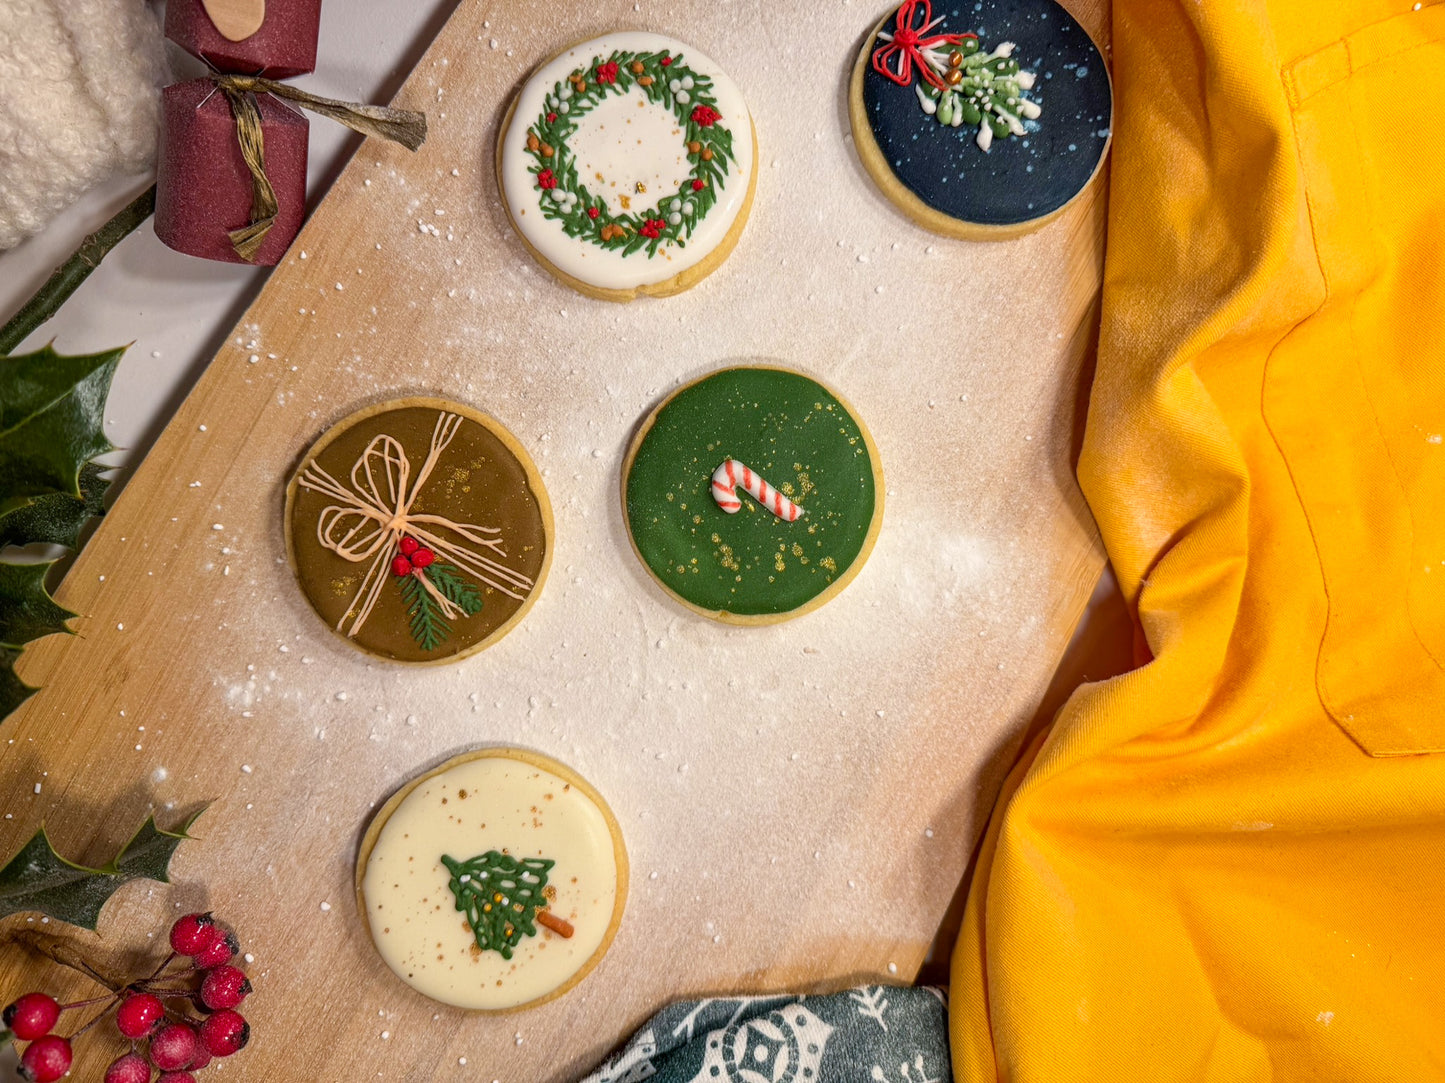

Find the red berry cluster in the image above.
[
  {"left": 595, "top": 60, "right": 619, "bottom": 84},
  {"left": 3, "top": 913, "right": 252, "bottom": 1083},
  {"left": 391, "top": 535, "right": 435, "bottom": 578},
  {"left": 639, "top": 217, "right": 668, "bottom": 239},
  {"left": 691, "top": 104, "right": 721, "bottom": 127}
]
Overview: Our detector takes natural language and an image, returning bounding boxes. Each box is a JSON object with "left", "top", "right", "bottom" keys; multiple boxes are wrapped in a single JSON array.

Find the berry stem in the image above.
[
  {"left": 146, "top": 951, "right": 179, "bottom": 981},
  {"left": 70, "top": 1002, "right": 119, "bottom": 1039},
  {"left": 59, "top": 992, "right": 119, "bottom": 1011}
]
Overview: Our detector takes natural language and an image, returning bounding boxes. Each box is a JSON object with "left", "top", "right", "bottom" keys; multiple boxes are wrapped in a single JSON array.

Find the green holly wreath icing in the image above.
[
  {"left": 523, "top": 49, "right": 737, "bottom": 258},
  {"left": 625, "top": 368, "right": 880, "bottom": 619}
]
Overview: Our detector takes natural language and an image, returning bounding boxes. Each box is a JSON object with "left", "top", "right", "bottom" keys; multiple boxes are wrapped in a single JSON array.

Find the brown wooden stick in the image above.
[{"left": 535, "top": 909, "right": 574, "bottom": 938}]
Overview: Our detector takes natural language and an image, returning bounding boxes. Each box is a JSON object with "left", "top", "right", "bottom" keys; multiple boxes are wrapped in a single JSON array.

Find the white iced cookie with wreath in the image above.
[{"left": 497, "top": 31, "right": 758, "bottom": 302}]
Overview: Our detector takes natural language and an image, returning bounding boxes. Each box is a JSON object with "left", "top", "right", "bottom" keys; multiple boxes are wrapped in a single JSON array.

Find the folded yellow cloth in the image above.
[{"left": 953, "top": 0, "right": 1445, "bottom": 1077}]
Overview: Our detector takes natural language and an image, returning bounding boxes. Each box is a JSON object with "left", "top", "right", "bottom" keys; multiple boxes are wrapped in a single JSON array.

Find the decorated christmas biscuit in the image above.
[
  {"left": 849, "top": 0, "right": 1112, "bottom": 240},
  {"left": 497, "top": 32, "right": 758, "bottom": 302},
  {"left": 357, "top": 748, "right": 627, "bottom": 1012},
  {"left": 623, "top": 366, "right": 883, "bottom": 624},
  {"left": 284, "top": 398, "right": 551, "bottom": 663}
]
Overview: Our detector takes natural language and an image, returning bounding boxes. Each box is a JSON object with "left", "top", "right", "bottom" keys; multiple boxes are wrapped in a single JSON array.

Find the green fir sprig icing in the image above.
[
  {"left": 442, "top": 850, "right": 553, "bottom": 960},
  {"left": 397, "top": 561, "right": 482, "bottom": 652},
  {"left": 914, "top": 38, "right": 1041, "bottom": 151},
  {"left": 524, "top": 49, "right": 736, "bottom": 258}
]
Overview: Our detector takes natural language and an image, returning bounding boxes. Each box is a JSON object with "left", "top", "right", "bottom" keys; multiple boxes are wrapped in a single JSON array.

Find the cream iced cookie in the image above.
[
  {"left": 623, "top": 366, "right": 884, "bottom": 624},
  {"left": 497, "top": 31, "right": 758, "bottom": 302},
  {"left": 356, "top": 749, "right": 627, "bottom": 1012},
  {"left": 849, "top": 0, "right": 1112, "bottom": 240},
  {"left": 284, "top": 398, "right": 552, "bottom": 664}
]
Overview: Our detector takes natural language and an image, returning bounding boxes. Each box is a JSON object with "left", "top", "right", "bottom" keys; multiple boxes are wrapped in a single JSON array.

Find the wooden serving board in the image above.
[{"left": 1, "top": 1, "right": 1107, "bottom": 1079}]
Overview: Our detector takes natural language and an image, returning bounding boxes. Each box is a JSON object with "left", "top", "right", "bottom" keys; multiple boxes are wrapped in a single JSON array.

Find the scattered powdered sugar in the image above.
[{"left": 39, "top": 5, "right": 1103, "bottom": 1078}]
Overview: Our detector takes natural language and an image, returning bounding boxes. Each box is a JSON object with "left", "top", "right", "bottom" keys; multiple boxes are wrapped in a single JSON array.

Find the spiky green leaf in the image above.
[
  {"left": 0, "top": 462, "right": 109, "bottom": 551},
  {"left": 0, "top": 561, "right": 73, "bottom": 650},
  {"left": 0, "top": 345, "right": 121, "bottom": 519},
  {"left": 0, "top": 808, "right": 206, "bottom": 930}
]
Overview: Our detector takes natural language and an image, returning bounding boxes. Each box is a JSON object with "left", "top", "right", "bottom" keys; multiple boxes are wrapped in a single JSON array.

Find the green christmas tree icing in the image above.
[{"left": 442, "top": 851, "right": 553, "bottom": 959}]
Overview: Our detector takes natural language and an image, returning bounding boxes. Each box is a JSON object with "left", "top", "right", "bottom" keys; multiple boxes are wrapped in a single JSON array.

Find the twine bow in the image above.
[
  {"left": 298, "top": 412, "right": 534, "bottom": 638},
  {"left": 212, "top": 73, "right": 428, "bottom": 261},
  {"left": 871, "top": 1, "right": 973, "bottom": 91}
]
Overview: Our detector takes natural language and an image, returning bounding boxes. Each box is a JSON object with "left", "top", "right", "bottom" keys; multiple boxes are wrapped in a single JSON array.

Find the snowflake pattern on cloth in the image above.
[{"left": 583, "top": 986, "right": 950, "bottom": 1083}]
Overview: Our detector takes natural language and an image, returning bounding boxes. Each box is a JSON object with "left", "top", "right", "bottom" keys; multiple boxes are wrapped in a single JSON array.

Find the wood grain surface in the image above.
[{"left": 1, "top": 1, "right": 1107, "bottom": 1079}]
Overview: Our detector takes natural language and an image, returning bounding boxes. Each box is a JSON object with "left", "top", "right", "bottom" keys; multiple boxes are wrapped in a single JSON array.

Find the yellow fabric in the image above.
[{"left": 952, "top": 0, "right": 1445, "bottom": 1078}]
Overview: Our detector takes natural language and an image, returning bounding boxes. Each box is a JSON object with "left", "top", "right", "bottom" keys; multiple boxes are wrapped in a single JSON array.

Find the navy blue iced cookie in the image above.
[{"left": 848, "top": 0, "right": 1111, "bottom": 239}]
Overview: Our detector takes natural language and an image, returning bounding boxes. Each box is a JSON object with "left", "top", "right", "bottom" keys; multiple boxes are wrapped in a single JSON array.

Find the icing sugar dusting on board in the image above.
[{"left": 40, "top": 4, "right": 1104, "bottom": 1064}]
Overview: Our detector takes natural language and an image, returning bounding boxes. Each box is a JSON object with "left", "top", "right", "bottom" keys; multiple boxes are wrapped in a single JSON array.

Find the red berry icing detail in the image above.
[
  {"left": 3, "top": 993, "right": 59, "bottom": 1041},
  {"left": 660, "top": 55, "right": 673, "bottom": 65},
  {"left": 150, "top": 1022, "right": 200, "bottom": 1071},
  {"left": 398, "top": 536, "right": 419, "bottom": 556},
  {"left": 193, "top": 928, "right": 240, "bottom": 969},
  {"left": 411, "top": 547, "right": 435, "bottom": 569},
  {"left": 200, "top": 1010, "right": 250, "bottom": 1057},
  {"left": 116, "top": 991, "right": 166, "bottom": 1039},
  {"left": 595, "top": 60, "right": 619, "bottom": 84},
  {"left": 157, "top": 1073, "right": 197, "bottom": 1083},
  {"left": 692, "top": 179, "right": 705, "bottom": 191},
  {"left": 588, "top": 206, "right": 600, "bottom": 219},
  {"left": 691, "top": 104, "right": 721, "bottom": 127},
  {"left": 537, "top": 168, "right": 557, "bottom": 190},
  {"left": 546, "top": 110, "right": 557, "bottom": 123},
  {"left": 169, "top": 912, "right": 217, "bottom": 956},
  {"left": 392, "top": 555, "right": 414, "bottom": 577},
  {"left": 200, "top": 965, "right": 252, "bottom": 1011},
  {"left": 640, "top": 217, "right": 667, "bottom": 239},
  {"left": 18, "top": 1035, "right": 72, "bottom": 1083},
  {"left": 105, "top": 1052, "right": 153, "bottom": 1083}
]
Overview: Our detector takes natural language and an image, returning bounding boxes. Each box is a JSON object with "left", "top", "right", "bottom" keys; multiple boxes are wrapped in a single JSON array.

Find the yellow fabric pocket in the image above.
[{"left": 1265, "top": 4, "right": 1445, "bottom": 755}]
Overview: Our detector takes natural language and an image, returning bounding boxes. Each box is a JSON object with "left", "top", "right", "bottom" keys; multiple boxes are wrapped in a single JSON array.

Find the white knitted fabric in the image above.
[{"left": 0, "top": 0, "right": 167, "bottom": 251}]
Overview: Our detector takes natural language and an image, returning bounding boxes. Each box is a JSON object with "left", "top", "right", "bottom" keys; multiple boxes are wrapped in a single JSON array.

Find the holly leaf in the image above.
[
  {"left": 0, "top": 344, "right": 121, "bottom": 520},
  {"left": 0, "top": 462, "right": 110, "bottom": 550},
  {"left": 0, "top": 808, "right": 206, "bottom": 930},
  {"left": 0, "top": 561, "right": 73, "bottom": 649},
  {"left": 0, "top": 647, "right": 36, "bottom": 719}
]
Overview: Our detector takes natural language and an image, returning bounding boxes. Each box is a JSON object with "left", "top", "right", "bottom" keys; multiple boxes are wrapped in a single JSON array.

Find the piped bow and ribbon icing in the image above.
[
  {"left": 871, "top": 1, "right": 976, "bottom": 90},
  {"left": 298, "top": 412, "right": 534, "bottom": 638}
]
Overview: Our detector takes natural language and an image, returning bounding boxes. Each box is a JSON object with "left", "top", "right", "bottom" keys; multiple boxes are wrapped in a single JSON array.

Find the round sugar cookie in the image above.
[
  {"left": 284, "top": 398, "right": 552, "bottom": 664},
  {"left": 356, "top": 748, "right": 628, "bottom": 1012},
  {"left": 849, "top": 0, "right": 1112, "bottom": 240},
  {"left": 623, "top": 366, "right": 883, "bottom": 624},
  {"left": 497, "top": 31, "right": 758, "bottom": 302}
]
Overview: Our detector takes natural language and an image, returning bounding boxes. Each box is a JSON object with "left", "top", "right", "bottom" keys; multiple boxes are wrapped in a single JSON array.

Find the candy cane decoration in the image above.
[{"left": 711, "top": 460, "right": 804, "bottom": 522}]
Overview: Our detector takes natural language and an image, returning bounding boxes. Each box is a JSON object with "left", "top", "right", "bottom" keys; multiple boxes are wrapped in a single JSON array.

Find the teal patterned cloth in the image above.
[{"left": 580, "top": 987, "right": 951, "bottom": 1083}]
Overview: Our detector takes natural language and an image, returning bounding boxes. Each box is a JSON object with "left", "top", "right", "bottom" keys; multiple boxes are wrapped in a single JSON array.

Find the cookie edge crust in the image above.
[
  {"left": 495, "top": 32, "right": 760, "bottom": 303},
  {"left": 620, "top": 364, "right": 885, "bottom": 626},
  {"left": 354, "top": 746, "right": 630, "bottom": 1013},
  {"left": 283, "top": 395, "right": 555, "bottom": 667},
  {"left": 847, "top": 7, "right": 1113, "bottom": 242}
]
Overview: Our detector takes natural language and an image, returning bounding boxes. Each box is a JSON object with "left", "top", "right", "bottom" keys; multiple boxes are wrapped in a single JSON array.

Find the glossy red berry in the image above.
[
  {"left": 2, "top": 992, "right": 59, "bottom": 1040},
  {"left": 18, "top": 1034, "right": 72, "bottom": 1082},
  {"left": 157, "top": 1073, "right": 197, "bottom": 1083},
  {"left": 150, "top": 1022, "right": 199, "bottom": 1071},
  {"left": 411, "top": 547, "right": 435, "bottom": 569},
  {"left": 192, "top": 928, "right": 239, "bottom": 968},
  {"left": 199, "top": 1009, "right": 249, "bottom": 1057},
  {"left": 104, "top": 1051, "right": 153, "bottom": 1083},
  {"left": 391, "top": 555, "right": 413, "bottom": 577},
  {"left": 200, "top": 964, "right": 251, "bottom": 1010},
  {"left": 398, "top": 536, "right": 419, "bottom": 556},
  {"left": 169, "top": 912, "right": 217, "bottom": 955},
  {"left": 116, "top": 991, "right": 165, "bottom": 1039}
]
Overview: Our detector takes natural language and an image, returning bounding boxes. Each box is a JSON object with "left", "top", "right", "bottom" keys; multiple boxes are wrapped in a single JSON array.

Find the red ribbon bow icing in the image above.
[{"left": 871, "top": 1, "right": 976, "bottom": 91}]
